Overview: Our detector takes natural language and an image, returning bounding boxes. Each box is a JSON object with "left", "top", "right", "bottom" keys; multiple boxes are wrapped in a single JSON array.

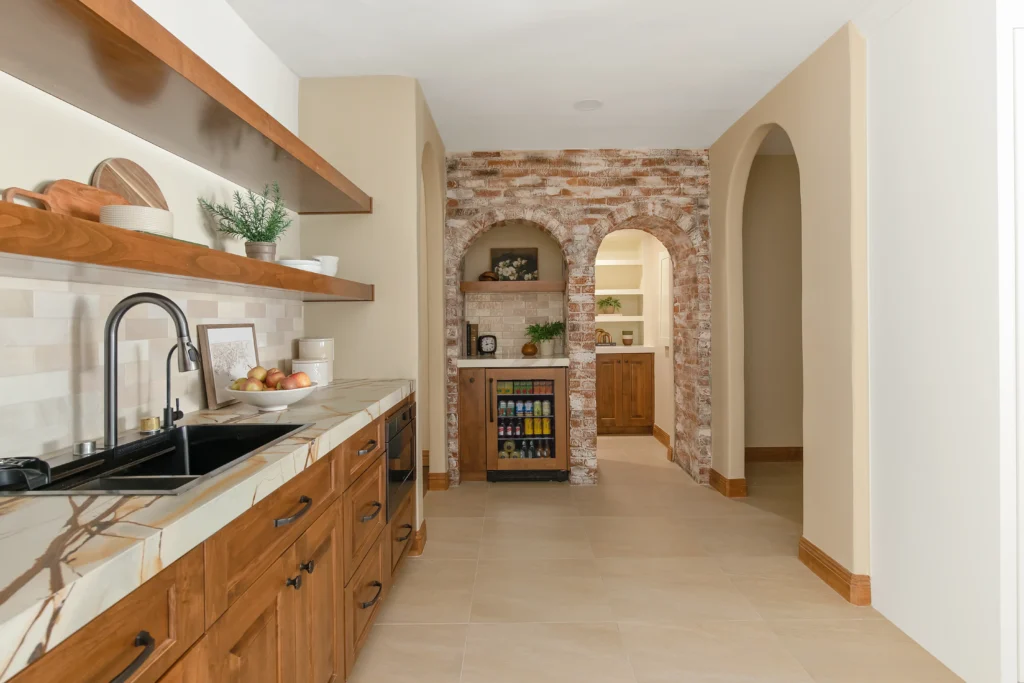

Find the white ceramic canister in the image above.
[
  {"left": 291, "top": 359, "right": 330, "bottom": 389},
  {"left": 298, "top": 338, "right": 334, "bottom": 361}
]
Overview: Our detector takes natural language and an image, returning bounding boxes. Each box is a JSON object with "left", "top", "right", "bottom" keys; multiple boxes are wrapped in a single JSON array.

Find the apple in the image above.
[
  {"left": 291, "top": 371, "right": 311, "bottom": 388},
  {"left": 229, "top": 378, "right": 244, "bottom": 390},
  {"left": 243, "top": 379, "right": 264, "bottom": 392},
  {"left": 263, "top": 384, "right": 277, "bottom": 391},
  {"left": 279, "top": 376, "right": 299, "bottom": 391},
  {"left": 265, "top": 369, "right": 286, "bottom": 389},
  {"left": 247, "top": 365, "right": 268, "bottom": 382}
]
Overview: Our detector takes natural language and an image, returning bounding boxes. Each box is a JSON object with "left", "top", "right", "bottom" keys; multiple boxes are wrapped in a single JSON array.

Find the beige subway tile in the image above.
[
  {"left": 276, "top": 317, "right": 295, "bottom": 332},
  {"left": 187, "top": 300, "right": 219, "bottom": 318},
  {"left": 219, "top": 301, "right": 246, "bottom": 319},
  {"left": 124, "top": 318, "right": 169, "bottom": 341},
  {"left": 245, "top": 302, "right": 267, "bottom": 318},
  {"left": 0, "top": 319, "right": 72, "bottom": 346},
  {"left": 0, "top": 290, "right": 33, "bottom": 317}
]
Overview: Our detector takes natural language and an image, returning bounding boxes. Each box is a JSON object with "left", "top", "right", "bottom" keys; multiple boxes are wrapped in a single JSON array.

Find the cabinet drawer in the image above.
[
  {"left": 344, "top": 531, "right": 386, "bottom": 677},
  {"left": 12, "top": 547, "right": 204, "bottom": 683},
  {"left": 336, "top": 417, "right": 384, "bottom": 490},
  {"left": 204, "top": 455, "right": 336, "bottom": 626},
  {"left": 390, "top": 490, "right": 415, "bottom": 573},
  {"left": 342, "top": 455, "right": 387, "bottom": 583}
]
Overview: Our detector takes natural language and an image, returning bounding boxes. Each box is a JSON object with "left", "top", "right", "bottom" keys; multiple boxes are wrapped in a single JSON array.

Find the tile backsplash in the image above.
[
  {"left": 463, "top": 292, "right": 565, "bottom": 355},
  {"left": 0, "top": 277, "right": 303, "bottom": 459}
]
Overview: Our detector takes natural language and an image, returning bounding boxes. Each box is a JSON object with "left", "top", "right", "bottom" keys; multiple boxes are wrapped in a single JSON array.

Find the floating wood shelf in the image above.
[
  {"left": 0, "top": 0, "right": 371, "bottom": 214},
  {"left": 0, "top": 202, "right": 374, "bottom": 302},
  {"left": 460, "top": 281, "right": 566, "bottom": 293}
]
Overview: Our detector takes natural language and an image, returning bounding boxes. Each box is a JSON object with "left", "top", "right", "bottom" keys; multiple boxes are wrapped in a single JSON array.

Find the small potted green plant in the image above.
[
  {"left": 597, "top": 296, "right": 622, "bottom": 315},
  {"left": 526, "top": 321, "right": 566, "bottom": 357},
  {"left": 199, "top": 183, "right": 292, "bottom": 262}
]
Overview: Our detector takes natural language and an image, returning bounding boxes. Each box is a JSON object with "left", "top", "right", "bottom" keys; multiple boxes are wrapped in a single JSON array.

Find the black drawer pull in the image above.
[
  {"left": 300, "top": 559, "right": 316, "bottom": 574},
  {"left": 110, "top": 630, "right": 155, "bottom": 683},
  {"left": 396, "top": 523, "right": 414, "bottom": 542},
  {"left": 286, "top": 574, "right": 302, "bottom": 590},
  {"left": 274, "top": 496, "right": 313, "bottom": 527},
  {"left": 359, "top": 501, "right": 383, "bottom": 523},
  {"left": 357, "top": 440, "right": 378, "bottom": 456},
  {"left": 358, "top": 581, "right": 384, "bottom": 609}
]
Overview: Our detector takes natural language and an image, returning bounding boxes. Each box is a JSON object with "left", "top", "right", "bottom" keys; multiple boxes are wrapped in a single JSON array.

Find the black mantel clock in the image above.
[{"left": 477, "top": 335, "right": 497, "bottom": 355}]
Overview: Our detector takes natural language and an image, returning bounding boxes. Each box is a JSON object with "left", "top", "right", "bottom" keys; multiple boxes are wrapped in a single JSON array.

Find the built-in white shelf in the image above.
[
  {"left": 596, "top": 289, "right": 644, "bottom": 296},
  {"left": 595, "top": 259, "right": 643, "bottom": 267},
  {"left": 596, "top": 315, "right": 645, "bottom": 322}
]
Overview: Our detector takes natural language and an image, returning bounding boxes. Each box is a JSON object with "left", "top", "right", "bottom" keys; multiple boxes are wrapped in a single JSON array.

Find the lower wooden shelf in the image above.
[{"left": 0, "top": 202, "right": 373, "bottom": 302}]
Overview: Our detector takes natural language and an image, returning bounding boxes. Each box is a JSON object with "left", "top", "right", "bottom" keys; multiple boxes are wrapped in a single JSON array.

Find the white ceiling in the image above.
[{"left": 227, "top": 0, "right": 880, "bottom": 152}]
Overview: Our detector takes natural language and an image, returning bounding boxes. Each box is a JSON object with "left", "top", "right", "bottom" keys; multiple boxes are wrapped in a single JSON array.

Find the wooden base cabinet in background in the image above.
[
  {"left": 11, "top": 397, "right": 418, "bottom": 683},
  {"left": 596, "top": 353, "right": 655, "bottom": 434}
]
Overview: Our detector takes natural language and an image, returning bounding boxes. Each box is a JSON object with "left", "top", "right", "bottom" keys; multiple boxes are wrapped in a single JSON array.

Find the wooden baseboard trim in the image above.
[
  {"left": 407, "top": 520, "right": 427, "bottom": 557},
  {"left": 746, "top": 446, "right": 803, "bottom": 462},
  {"left": 709, "top": 468, "right": 747, "bottom": 498},
  {"left": 427, "top": 472, "right": 450, "bottom": 491},
  {"left": 798, "top": 537, "right": 871, "bottom": 606},
  {"left": 597, "top": 425, "right": 654, "bottom": 436},
  {"left": 652, "top": 424, "right": 672, "bottom": 461}
]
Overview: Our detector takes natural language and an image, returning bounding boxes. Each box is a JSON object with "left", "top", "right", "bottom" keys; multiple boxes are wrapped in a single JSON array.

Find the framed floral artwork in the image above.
[{"left": 490, "top": 248, "right": 540, "bottom": 281}]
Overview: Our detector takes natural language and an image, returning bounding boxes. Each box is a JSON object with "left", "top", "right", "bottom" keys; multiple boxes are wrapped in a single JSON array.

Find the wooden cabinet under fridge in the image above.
[{"left": 459, "top": 367, "right": 569, "bottom": 482}]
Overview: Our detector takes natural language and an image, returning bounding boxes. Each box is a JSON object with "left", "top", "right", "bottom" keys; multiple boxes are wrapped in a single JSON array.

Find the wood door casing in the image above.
[
  {"left": 458, "top": 368, "right": 488, "bottom": 480},
  {"left": 596, "top": 354, "right": 622, "bottom": 434},
  {"left": 621, "top": 354, "right": 655, "bottom": 429}
]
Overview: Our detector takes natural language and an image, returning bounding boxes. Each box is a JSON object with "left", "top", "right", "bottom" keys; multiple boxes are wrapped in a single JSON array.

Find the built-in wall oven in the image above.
[{"left": 386, "top": 402, "right": 416, "bottom": 520}]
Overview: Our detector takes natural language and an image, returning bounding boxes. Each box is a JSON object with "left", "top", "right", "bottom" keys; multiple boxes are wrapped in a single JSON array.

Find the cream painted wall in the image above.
[
  {"left": 462, "top": 220, "right": 565, "bottom": 281},
  {"left": 742, "top": 154, "right": 802, "bottom": 448},
  {"left": 863, "top": 0, "right": 1011, "bottom": 680},
  {"left": 641, "top": 233, "right": 674, "bottom": 442},
  {"left": 710, "top": 24, "right": 869, "bottom": 573}
]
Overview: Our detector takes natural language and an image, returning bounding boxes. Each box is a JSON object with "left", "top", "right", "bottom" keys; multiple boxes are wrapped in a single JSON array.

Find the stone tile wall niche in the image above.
[
  {"left": 464, "top": 292, "right": 566, "bottom": 355},
  {"left": 445, "top": 149, "right": 711, "bottom": 486}
]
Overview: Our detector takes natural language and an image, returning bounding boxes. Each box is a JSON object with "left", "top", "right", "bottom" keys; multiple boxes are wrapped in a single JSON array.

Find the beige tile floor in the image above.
[{"left": 353, "top": 436, "right": 962, "bottom": 682}]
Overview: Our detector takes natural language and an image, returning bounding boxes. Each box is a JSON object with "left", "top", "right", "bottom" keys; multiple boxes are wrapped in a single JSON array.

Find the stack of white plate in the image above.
[{"left": 276, "top": 259, "right": 323, "bottom": 274}]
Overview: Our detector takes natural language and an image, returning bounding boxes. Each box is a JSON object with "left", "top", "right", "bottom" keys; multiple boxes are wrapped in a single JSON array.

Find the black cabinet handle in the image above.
[
  {"left": 396, "top": 523, "right": 414, "bottom": 542},
  {"left": 110, "top": 631, "right": 155, "bottom": 683},
  {"left": 300, "top": 559, "right": 316, "bottom": 574},
  {"left": 357, "top": 440, "right": 378, "bottom": 456},
  {"left": 489, "top": 378, "right": 494, "bottom": 422},
  {"left": 274, "top": 496, "right": 313, "bottom": 528},
  {"left": 359, "top": 501, "right": 383, "bottom": 523},
  {"left": 358, "top": 581, "right": 384, "bottom": 609},
  {"left": 286, "top": 574, "right": 302, "bottom": 590}
]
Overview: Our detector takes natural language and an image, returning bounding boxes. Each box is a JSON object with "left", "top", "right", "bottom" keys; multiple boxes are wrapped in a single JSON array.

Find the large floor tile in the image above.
[
  {"left": 619, "top": 621, "right": 814, "bottom": 683},
  {"left": 424, "top": 483, "right": 488, "bottom": 517},
  {"left": 597, "top": 557, "right": 760, "bottom": 624},
  {"left": 717, "top": 557, "right": 881, "bottom": 620},
  {"left": 696, "top": 516, "right": 801, "bottom": 557},
  {"left": 471, "top": 558, "right": 614, "bottom": 622},
  {"left": 583, "top": 516, "right": 705, "bottom": 558},
  {"left": 461, "top": 622, "right": 637, "bottom": 683},
  {"left": 769, "top": 619, "right": 963, "bottom": 682},
  {"left": 485, "top": 487, "right": 580, "bottom": 517},
  {"left": 376, "top": 559, "right": 476, "bottom": 624},
  {"left": 418, "top": 517, "right": 484, "bottom": 559},
  {"left": 347, "top": 624, "right": 467, "bottom": 683},
  {"left": 479, "top": 516, "right": 593, "bottom": 559}
]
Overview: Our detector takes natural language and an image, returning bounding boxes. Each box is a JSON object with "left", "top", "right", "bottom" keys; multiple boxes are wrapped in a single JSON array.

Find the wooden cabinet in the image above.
[
  {"left": 596, "top": 353, "right": 655, "bottom": 434},
  {"left": 342, "top": 455, "right": 387, "bottom": 583},
  {"left": 344, "top": 532, "right": 387, "bottom": 676},
  {"left": 297, "top": 501, "right": 345, "bottom": 683},
  {"left": 458, "top": 367, "right": 488, "bottom": 480},
  {"left": 390, "top": 489, "right": 415, "bottom": 573},
  {"left": 337, "top": 418, "right": 385, "bottom": 490},
  {"left": 11, "top": 547, "right": 204, "bottom": 683}
]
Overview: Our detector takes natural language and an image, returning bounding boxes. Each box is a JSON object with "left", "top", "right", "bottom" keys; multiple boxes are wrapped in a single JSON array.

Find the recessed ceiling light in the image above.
[{"left": 573, "top": 99, "right": 604, "bottom": 112}]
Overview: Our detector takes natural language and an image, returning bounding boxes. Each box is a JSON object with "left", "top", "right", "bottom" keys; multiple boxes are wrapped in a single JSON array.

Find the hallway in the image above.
[{"left": 353, "top": 437, "right": 959, "bottom": 682}]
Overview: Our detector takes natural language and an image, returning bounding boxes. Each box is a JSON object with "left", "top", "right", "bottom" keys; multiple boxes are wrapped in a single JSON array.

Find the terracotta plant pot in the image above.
[
  {"left": 599, "top": 305, "right": 619, "bottom": 315},
  {"left": 521, "top": 342, "right": 538, "bottom": 357},
  {"left": 245, "top": 241, "right": 277, "bottom": 262}
]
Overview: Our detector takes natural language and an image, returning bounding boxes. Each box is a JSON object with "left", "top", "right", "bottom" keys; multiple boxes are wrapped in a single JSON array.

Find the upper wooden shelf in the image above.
[
  {"left": 460, "top": 281, "right": 566, "bottom": 293},
  {"left": 0, "top": 0, "right": 371, "bottom": 214},
  {"left": 0, "top": 202, "right": 374, "bottom": 302}
]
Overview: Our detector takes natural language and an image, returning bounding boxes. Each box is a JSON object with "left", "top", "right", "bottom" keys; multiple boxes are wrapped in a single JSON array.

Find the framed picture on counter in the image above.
[{"left": 197, "top": 323, "right": 260, "bottom": 409}]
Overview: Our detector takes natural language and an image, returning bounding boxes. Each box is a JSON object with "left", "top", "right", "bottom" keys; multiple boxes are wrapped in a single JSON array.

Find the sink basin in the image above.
[{"left": 0, "top": 423, "right": 310, "bottom": 496}]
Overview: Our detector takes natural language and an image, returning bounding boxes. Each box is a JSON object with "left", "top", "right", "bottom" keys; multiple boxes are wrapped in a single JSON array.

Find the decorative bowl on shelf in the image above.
[
  {"left": 312, "top": 255, "right": 339, "bottom": 277},
  {"left": 99, "top": 205, "right": 174, "bottom": 237},
  {"left": 225, "top": 382, "right": 317, "bottom": 412},
  {"left": 275, "top": 259, "right": 323, "bottom": 274}
]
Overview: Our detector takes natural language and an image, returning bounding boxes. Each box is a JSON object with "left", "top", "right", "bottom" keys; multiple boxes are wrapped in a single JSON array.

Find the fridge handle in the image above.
[{"left": 488, "top": 377, "right": 494, "bottom": 422}]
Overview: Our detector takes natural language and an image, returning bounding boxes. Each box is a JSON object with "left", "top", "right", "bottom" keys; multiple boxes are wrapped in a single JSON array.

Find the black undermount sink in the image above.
[{"left": 0, "top": 423, "right": 310, "bottom": 496}]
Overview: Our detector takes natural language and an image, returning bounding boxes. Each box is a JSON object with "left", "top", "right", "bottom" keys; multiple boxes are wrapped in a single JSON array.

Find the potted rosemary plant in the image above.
[
  {"left": 597, "top": 296, "right": 622, "bottom": 315},
  {"left": 199, "top": 183, "right": 292, "bottom": 262}
]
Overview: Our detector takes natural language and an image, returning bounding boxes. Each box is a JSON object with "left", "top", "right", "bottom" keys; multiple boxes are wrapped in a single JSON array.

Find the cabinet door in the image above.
[
  {"left": 297, "top": 501, "right": 344, "bottom": 683},
  {"left": 458, "top": 367, "right": 488, "bottom": 479},
  {"left": 621, "top": 354, "right": 655, "bottom": 429},
  {"left": 596, "top": 354, "right": 622, "bottom": 434},
  {"left": 203, "top": 545, "right": 303, "bottom": 683}
]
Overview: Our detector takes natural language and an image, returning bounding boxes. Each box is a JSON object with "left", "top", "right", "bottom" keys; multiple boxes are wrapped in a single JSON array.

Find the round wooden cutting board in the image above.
[{"left": 91, "top": 158, "right": 169, "bottom": 210}]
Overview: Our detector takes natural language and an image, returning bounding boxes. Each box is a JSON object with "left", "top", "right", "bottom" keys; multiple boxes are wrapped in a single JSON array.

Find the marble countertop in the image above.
[
  {"left": 457, "top": 353, "right": 570, "bottom": 368},
  {"left": 595, "top": 345, "right": 657, "bottom": 354},
  {"left": 0, "top": 378, "right": 414, "bottom": 682}
]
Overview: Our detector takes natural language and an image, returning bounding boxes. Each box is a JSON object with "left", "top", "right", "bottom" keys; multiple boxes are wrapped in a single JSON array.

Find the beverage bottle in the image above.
[
  {"left": 514, "top": 420, "right": 522, "bottom": 437},
  {"left": 542, "top": 400, "right": 551, "bottom": 416},
  {"left": 534, "top": 400, "right": 542, "bottom": 416},
  {"left": 498, "top": 420, "right": 505, "bottom": 437},
  {"left": 524, "top": 400, "right": 533, "bottom": 415},
  {"left": 516, "top": 400, "right": 524, "bottom": 416},
  {"left": 525, "top": 418, "right": 534, "bottom": 436}
]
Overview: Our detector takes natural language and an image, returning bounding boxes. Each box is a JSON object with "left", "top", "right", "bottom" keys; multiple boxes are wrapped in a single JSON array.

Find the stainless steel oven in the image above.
[{"left": 386, "top": 402, "right": 416, "bottom": 520}]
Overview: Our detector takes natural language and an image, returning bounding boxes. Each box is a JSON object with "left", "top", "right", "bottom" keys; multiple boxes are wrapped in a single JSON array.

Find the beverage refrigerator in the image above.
[{"left": 485, "top": 368, "right": 569, "bottom": 481}]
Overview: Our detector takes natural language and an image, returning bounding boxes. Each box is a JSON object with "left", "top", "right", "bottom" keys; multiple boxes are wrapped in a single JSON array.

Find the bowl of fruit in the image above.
[{"left": 226, "top": 366, "right": 317, "bottom": 412}]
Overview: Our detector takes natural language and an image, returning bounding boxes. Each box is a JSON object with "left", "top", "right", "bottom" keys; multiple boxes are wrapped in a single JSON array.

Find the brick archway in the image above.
[{"left": 445, "top": 149, "right": 711, "bottom": 486}]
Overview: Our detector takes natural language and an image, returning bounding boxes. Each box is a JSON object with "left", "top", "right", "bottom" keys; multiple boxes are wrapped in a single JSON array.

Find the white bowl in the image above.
[
  {"left": 276, "top": 259, "right": 323, "bottom": 274},
  {"left": 225, "top": 382, "right": 317, "bottom": 412},
  {"left": 312, "top": 255, "right": 339, "bottom": 277},
  {"left": 291, "top": 359, "right": 330, "bottom": 388},
  {"left": 100, "top": 205, "right": 174, "bottom": 237}
]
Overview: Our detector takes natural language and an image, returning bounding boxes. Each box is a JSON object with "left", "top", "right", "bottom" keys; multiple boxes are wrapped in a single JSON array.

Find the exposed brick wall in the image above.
[
  {"left": 446, "top": 149, "right": 711, "bottom": 485},
  {"left": 464, "top": 292, "right": 565, "bottom": 355}
]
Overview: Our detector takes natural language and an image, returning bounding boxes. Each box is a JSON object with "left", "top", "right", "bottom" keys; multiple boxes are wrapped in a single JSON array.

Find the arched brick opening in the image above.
[{"left": 445, "top": 201, "right": 711, "bottom": 485}]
